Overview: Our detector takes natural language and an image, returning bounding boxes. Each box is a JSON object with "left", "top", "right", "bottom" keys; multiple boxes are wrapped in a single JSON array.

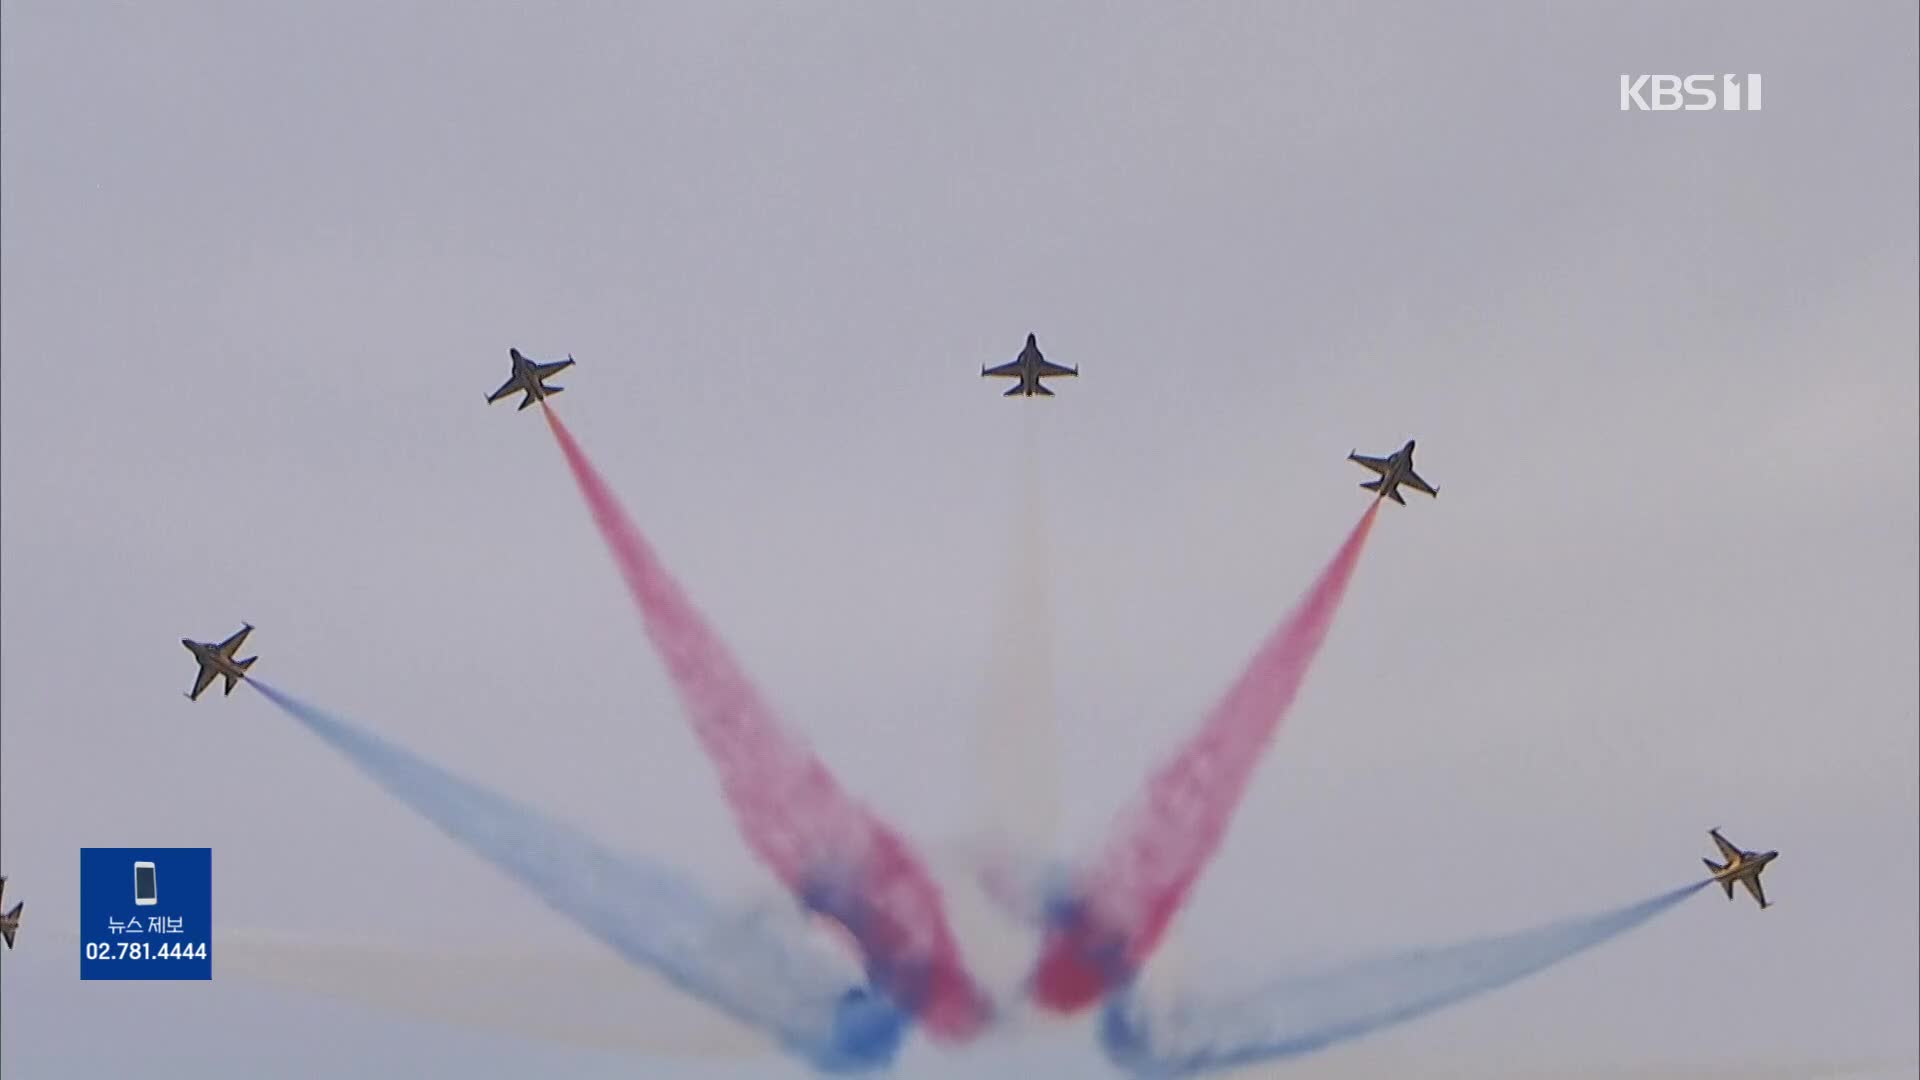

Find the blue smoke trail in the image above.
[
  {"left": 248, "top": 679, "right": 907, "bottom": 1075},
  {"left": 1100, "top": 880, "right": 1711, "bottom": 1078}
]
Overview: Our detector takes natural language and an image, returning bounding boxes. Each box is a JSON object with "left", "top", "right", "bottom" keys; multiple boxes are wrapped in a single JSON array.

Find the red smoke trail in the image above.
[
  {"left": 540, "top": 405, "right": 992, "bottom": 1042},
  {"left": 1031, "top": 501, "right": 1383, "bottom": 1012}
]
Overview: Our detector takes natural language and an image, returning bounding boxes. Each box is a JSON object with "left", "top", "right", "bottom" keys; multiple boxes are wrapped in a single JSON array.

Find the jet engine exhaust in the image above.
[
  {"left": 537, "top": 404, "right": 994, "bottom": 1042},
  {"left": 1029, "top": 500, "right": 1383, "bottom": 1013},
  {"left": 1098, "top": 880, "right": 1713, "bottom": 1077}
]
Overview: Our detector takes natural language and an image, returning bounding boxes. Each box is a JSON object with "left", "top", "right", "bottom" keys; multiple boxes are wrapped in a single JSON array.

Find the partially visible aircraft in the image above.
[
  {"left": 486, "top": 348, "right": 575, "bottom": 411},
  {"left": 0, "top": 877, "right": 21, "bottom": 949},
  {"left": 182, "top": 624, "right": 258, "bottom": 701},
  {"left": 982, "top": 333, "right": 1077, "bottom": 397},
  {"left": 1347, "top": 439, "right": 1438, "bottom": 505},
  {"left": 1703, "top": 828, "right": 1778, "bottom": 909}
]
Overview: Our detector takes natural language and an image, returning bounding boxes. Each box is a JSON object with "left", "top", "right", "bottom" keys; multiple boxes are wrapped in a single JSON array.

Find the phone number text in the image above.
[{"left": 85, "top": 941, "right": 208, "bottom": 961}]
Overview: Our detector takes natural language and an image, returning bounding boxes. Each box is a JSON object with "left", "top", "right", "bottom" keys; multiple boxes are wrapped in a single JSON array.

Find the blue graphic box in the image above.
[{"left": 80, "top": 848, "right": 212, "bottom": 980}]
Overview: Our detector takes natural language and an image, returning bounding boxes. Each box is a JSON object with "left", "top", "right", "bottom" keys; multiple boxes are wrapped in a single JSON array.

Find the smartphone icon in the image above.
[{"left": 133, "top": 861, "right": 158, "bottom": 906}]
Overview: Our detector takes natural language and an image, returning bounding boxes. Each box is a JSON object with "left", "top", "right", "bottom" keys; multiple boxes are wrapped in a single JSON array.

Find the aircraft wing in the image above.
[
  {"left": 1741, "top": 874, "right": 1767, "bottom": 907},
  {"left": 189, "top": 662, "right": 219, "bottom": 700},
  {"left": 487, "top": 375, "right": 524, "bottom": 402},
  {"left": 533, "top": 358, "right": 574, "bottom": 379},
  {"left": 1033, "top": 359, "right": 1077, "bottom": 377},
  {"left": 217, "top": 624, "right": 253, "bottom": 658},
  {"left": 982, "top": 359, "right": 1025, "bottom": 378},
  {"left": 1400, "top": 469, "right": 1437, "bottom": 496},
  {"left": 1710, "top": 830, "right": 1742, "bottom": 863},
  {"left": 1348, "top": 453, "right": 1393, "bottom": 475}
]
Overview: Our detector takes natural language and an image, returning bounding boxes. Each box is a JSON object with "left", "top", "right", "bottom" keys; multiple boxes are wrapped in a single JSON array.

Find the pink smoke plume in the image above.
[
  {"left": 541, "top": 405, "right": 993, "bottom": 1041},
  {"left": 1031, "top": 501, "right": 1383, "bottom": 1012}
]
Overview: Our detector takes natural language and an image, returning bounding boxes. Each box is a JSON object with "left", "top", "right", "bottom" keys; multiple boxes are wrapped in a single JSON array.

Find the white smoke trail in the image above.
[{"left": 976, "top": 410, "right": 1063, "bottom": 848}]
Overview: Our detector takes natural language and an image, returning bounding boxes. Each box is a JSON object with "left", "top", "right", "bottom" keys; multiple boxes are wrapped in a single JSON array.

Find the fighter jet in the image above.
[
  {"left": 1703, "top": 828, "right": 1778, "bottom": 909},
  {"left": 486, "top": 348, "right": 575, "bottom": 411},
  {"left": 982, "top": 333, "right": 1077, "bottom": 397},
  {"left": 0, "top": 877, "right": 21, "bottom": 949},
  {"left": 1347, "top": 439, "right": 1438, "bottom": 505},
  {"left": 181, "top": 623, "right": 258, "bottom": 700}
]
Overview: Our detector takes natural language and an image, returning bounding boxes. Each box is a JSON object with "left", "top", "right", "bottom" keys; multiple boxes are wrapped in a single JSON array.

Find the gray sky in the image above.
[{"left": 3, "top": 2, "right": 1915, "bottom": 1077}]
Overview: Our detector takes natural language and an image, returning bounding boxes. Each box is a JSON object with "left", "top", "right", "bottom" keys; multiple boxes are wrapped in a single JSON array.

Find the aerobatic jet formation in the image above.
[
  {"left": 1348, "top": 439, "right": 1438, "bottom": 504},
  {"left": 982, "top": 333, "right": 1077, "bottom": 396},
  {"left": 0, "top": 877, "right": 22, "bottom": 949},
  {"left": 486, "top": 348, "right": 575, "bottom": 410},
  {"left": 1703, "top": 828, "right": 1778, "bottom": 909},
  {"left": 181, "top": 623, "right": 258, "bottom": 701}
]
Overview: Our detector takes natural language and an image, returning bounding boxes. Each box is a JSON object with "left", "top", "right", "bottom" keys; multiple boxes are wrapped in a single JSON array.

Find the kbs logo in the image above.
[{"left": 1620, "top": 74, "right": 1763, "bottom": 111}]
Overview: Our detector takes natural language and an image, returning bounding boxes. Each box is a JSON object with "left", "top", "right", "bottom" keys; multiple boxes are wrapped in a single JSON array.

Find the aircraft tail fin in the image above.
[
  {"left": 1705, "top": 859, "right": 1735, "bottom": 897},
  {"left": 223, "top": 657, "right": 257, "bottom": 695},
  {"left": 1360, "top": 479, "right": 1406, "bottom": 504},
  {"left": 519, "top": 386, "right": 561, "bottom": 411},
  {"left": 1003, "top": 383, "right": 1027, "bottom": 397},
  {"left": 1029, "top": 383, "right": 1054, "bottom": 397},
  {"left": 2, "top": 904, "right": 19, "bottom": 948}
]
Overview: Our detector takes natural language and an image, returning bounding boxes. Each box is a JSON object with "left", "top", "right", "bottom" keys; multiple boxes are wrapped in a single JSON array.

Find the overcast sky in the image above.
[{"left": 3, "top": 2, "right": 1915, "bottom": 1077}]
